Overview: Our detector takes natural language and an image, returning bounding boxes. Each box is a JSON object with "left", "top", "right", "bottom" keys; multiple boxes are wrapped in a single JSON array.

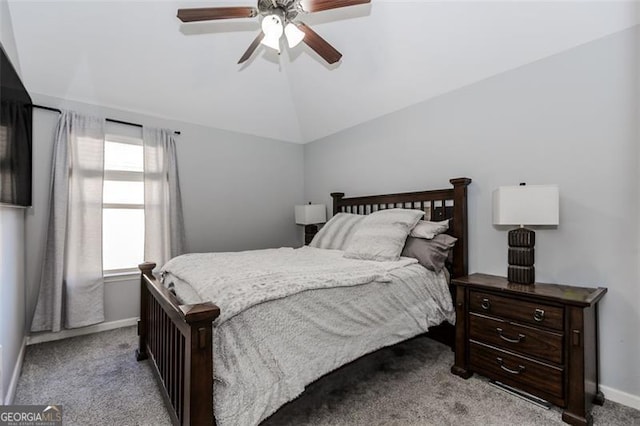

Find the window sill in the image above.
[{"left": 104, "top": 271, "right": 139, "bottom": 283}]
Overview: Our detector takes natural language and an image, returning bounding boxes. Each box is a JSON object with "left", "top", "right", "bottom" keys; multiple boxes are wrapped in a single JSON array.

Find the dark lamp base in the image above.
[
  {"left": 304, "top": 224, "right": 318, "bottom": 245},
  {"left": 507, "top": 228, "right": 536, "bottom": 284},
  {"left": 508, "top": 265, "right": 535, "bottom": 284}
]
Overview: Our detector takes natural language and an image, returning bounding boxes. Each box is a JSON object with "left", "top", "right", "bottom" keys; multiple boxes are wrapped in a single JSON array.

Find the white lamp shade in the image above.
[
  {"left": 260, "top": 14, "right": 283, "bottom": 51},
  {"left": 261, "top": 14, "right": 283, "bottom": 37},
  {"left": 284, "top": 23, "right": 305, "bottom": 48},
  {"left": 493, "top": 185, "right": 559, "bottom": 226},
  {"left": 295, "top": 204, "right": 326, "bottom": 225},
  {"left": 260, "top": 34, "right": 281, "bottom": 52}
]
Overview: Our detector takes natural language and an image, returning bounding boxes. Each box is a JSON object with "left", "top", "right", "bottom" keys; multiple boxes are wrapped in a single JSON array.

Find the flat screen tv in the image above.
[{"left": 0, "top": 42, "right": 32, "bottom": 207}]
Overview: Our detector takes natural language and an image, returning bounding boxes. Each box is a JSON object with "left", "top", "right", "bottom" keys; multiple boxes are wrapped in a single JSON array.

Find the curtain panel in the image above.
[
  {"left": 143, "top": 128, "right": 185, "bottom": 269},
  {"left": 31, "top": 111, "right": 105, "bottom": 332}
]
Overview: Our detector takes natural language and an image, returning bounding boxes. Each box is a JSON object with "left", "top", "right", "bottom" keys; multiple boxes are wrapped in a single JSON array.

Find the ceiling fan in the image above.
[{"left": 177, "top": 0, "right": 371, "bottom": 65}]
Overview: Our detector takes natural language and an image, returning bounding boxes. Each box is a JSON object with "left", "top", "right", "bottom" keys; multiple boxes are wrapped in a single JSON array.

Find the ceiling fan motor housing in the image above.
[{"left": 258, "top": 0, "right": 300, "bottom": 21}]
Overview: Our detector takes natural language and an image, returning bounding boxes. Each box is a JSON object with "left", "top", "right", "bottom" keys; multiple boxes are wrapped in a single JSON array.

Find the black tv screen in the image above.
[{"left": 0, "top": 42, "right": 32, "bottom": 207}]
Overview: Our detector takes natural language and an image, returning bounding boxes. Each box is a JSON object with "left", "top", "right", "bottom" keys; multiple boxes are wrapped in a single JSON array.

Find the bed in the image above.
[{"left": 135, "top": 177, "right": 472, "bottom": 425}]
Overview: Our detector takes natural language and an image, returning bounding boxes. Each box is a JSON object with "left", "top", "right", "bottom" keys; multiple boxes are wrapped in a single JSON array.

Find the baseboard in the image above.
[
  {"left": 600, "top": 385, "right": 640, "bottom": 411},
  {"left": 4, "top": 336, "right": 27, "bottom": 405},
  {"left": 27, "top": 318, "right": 138, "bottom": 346}
]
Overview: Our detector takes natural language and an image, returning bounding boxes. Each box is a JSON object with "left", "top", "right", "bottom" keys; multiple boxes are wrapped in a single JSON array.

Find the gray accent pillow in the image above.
[
  {"left": 401, "top": 234, "right": 458, "bottom": 273},
  {"left": 410, "top": 219, "right": 449, "bottom": 239},
  {"left": 343, "top": 209, "right": 424, "bottom": 261},
  {"left": 309, "top": 213, "right": 364, "bottom": 250}
]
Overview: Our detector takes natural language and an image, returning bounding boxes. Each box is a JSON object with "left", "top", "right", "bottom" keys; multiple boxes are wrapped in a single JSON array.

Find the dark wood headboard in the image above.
[{"left": 330, "top": 177, "right": 472, "bottom": 279}]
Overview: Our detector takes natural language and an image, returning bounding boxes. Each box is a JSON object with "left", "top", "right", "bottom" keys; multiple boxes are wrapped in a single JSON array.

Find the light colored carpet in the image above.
[{"left": 14, "top": 326, "right": 640, "bottom": 426}]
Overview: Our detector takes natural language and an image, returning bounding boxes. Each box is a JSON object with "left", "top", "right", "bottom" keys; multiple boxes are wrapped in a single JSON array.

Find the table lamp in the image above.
[
  {"left": 492, "top": 183, "right": 559, "bottom": 284},
  {"left": 295, "top": 203, "right": 326, "bottom": 245}
]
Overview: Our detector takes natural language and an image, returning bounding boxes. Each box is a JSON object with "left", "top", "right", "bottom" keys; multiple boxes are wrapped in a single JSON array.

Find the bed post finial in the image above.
[
  {"left": 449, "top": 178, "right": 471, "bottom": 278},
  {"left": 331, "top": 192, "right": 345, "bottom": 216},
  {"left": 139, "top": 261, "right": 156, "bottom": 276},
  {"left": 450, "top": 177, "right": 472, "bottom": 188}
]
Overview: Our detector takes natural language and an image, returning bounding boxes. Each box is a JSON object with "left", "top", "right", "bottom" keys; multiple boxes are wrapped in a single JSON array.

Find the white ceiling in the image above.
[{"left": 8, "top": 1, "right": 639, "bottom": 143}]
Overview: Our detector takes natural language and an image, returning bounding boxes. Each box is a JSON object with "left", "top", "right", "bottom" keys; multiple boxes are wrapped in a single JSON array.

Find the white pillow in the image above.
[
  {"left": 343, "top": 209, "right": 424, "bottom": 261},
  {"left": 410, "top": 220, "right": 449, "bottom": 239},
  {"left": 309, "top": 213, "right": 364, "bottom": 250}
]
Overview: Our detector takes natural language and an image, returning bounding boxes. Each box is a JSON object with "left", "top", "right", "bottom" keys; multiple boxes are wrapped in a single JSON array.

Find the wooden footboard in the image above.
[{"left": 136, "top": 262, "right": 219, "bottom": 426}]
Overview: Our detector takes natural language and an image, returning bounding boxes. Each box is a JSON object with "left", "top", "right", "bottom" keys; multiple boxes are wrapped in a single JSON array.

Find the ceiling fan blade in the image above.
[
  {"left": 296, "top": 23, "right": 342, "bottom": 64},
  {"left": 300, "top": 0, "right": 370, "bottom": 13},
  {"left": 238, "top": 32, "right": 265, "bottom": 64},
  {"left": 177, "top": 7, "right": 258, "bottom": 22}
]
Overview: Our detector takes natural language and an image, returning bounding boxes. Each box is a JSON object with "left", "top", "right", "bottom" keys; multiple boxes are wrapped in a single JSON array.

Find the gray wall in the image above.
[
  {"left": 0, "top": 0, "right": 26, "bottom": 403},
  {"left": 26, "top": 94, "right": 304, "bottom": 326},
  {"left": 304, "top": 27, "right": 640, "bottom": 397}
]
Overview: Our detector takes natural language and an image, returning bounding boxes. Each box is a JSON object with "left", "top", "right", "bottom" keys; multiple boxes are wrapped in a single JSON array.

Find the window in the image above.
[{"left": 103, "top": 135, "right": 144, "bottom": 274}]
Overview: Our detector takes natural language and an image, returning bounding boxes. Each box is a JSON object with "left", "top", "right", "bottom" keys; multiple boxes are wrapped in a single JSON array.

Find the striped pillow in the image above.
[
  {"left": 343, "top": 209, "right": 424, "bottom": 261},
  {"left": 309, "top": 213, "right": 364, "bottom": 250}
]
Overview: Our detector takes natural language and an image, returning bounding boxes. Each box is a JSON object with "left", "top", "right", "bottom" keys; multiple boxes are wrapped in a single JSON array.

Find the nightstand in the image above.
[{"left": 451, "top": 273, "right": 607, "bottom": 426}]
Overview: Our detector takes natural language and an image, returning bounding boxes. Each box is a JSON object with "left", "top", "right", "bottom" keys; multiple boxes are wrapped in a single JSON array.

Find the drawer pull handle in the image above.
[
  {"left": 533, "top": 309, "right": 545, "bottom": 322},
  {"left": 496, "top": 328, "right": 526, "bottom": 344},
  {"left": 481, "top": 298, "right": 491, "bottom": 310},
  {"left": 496, "top": 357, "right": 526, "bottom": 375}
]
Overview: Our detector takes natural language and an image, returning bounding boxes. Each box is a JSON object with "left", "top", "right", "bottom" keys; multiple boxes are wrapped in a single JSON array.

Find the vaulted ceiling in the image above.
[{"left": 7, "top": 1, "right": 638, "bottom": 143}]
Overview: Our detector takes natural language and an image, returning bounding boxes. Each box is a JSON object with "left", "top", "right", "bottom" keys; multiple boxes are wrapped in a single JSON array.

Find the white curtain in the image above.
[
  {"left": 143, "top": 127, "right": 185, "bottom": 269},
  {"left": 31, "top": 111, "right": 105, "bottom": 332}
]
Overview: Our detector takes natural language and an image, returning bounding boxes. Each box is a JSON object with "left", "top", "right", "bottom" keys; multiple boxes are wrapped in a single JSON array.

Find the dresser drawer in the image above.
[
  {"left": 469, "top": 290, "right": 564, "bottom": 331},
  {"left": 469, "top": 341, "right": 564, "bottom": 401},
  {"left": 469, "top": 313, "right": 563, "bottom": 364}
]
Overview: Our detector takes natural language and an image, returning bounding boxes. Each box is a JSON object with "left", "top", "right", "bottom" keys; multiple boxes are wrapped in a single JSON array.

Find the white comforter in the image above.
[
  {"left": 161, "top": 246, "right": 418, "bottom": 323},
  {"left": 161, "top": 246, "right": 454, "bottom": 426}
]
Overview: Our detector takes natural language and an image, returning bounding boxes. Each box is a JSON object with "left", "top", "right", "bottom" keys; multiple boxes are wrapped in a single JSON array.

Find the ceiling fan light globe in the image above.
[
  {"left": 260, "top": 34, "right": 282, "bottom": 52},
  {"left": 261, "top": 14, "right": 284, "bottom": 38},
  {"left": 284, "top": 23, "right": 305, "bottom": 48}
]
